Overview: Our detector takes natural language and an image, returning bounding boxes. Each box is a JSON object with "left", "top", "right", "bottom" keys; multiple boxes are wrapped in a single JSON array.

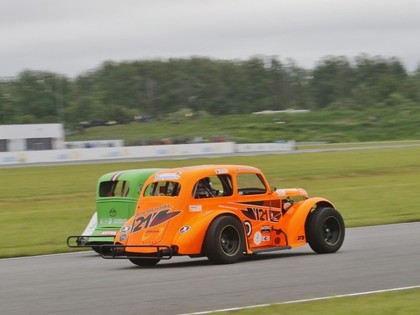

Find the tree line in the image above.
[{"left": 1, "top": 54, "right": 419, "bottom": 127}]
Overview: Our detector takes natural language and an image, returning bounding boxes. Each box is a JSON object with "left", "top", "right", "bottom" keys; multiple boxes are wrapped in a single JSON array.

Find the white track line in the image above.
[{"left": 181, "top": 285, "right": 420, "bottom": 315}]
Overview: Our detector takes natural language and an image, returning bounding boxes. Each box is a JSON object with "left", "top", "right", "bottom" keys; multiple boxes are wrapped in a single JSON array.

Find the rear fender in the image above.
[
  {"left": 172, "top": 210, "right": 243, "bottom": 255},
  {"left": 280, "top": 197, "right": 335, "bottom": 248},
  {"left": 114, "top": 216, "right": 136, "bottom": 245}
]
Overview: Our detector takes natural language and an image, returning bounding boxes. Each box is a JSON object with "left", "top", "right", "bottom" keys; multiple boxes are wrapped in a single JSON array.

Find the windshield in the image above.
[{"left": 236, "top": 173, "right": 267, "bottom": 195}]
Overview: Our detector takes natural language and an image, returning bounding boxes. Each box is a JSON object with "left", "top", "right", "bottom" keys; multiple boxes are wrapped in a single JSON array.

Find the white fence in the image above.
[{"left": 0, "top": 141, "right": 295, "bottom": 166}]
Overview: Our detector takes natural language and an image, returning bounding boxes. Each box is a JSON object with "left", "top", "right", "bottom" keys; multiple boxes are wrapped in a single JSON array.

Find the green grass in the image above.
[
  {"left": 66, "top": 109, "right": 420, "bottom": 144},
  {"left": 216, "top": 288, "right": 420, "bottom": 314},
  {"left": 1, "top": 145, "right": 420, "bottom": 258}
]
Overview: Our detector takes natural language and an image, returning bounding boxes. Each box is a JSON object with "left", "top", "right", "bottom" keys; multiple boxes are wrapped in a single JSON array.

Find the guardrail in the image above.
[{"left": 0, "top": 141, "right": 295, "bottom": 166}]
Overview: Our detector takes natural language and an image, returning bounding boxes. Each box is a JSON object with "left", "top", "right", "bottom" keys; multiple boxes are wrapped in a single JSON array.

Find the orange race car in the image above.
[{"left": 101, "top": 164, "right": 345, "bottom": 266}]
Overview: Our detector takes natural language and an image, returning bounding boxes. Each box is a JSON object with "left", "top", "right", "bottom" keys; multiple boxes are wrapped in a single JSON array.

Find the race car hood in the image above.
[{"left": 275, "top": 188, "right": 309, "bottom": 199}]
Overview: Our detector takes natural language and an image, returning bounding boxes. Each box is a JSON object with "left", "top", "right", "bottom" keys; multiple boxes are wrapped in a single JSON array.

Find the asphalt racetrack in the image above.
[{"left": 1, "top": 222, "right": 420, "bottom": 315}]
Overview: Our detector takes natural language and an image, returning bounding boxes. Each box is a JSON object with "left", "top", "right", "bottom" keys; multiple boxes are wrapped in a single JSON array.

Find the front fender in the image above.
[{"left": 280, "top": 197, "right": 335, "bottom": 248}]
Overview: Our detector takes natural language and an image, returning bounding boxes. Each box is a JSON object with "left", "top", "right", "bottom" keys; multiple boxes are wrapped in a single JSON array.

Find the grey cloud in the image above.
[{"left": 1, "top": 0, "right": 420, "bottom": 77}]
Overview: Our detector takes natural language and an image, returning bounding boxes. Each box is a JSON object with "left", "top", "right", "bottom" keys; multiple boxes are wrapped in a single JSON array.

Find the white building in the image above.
[{"left": 0, "top": 124, "right": 64, "bottom": 152}]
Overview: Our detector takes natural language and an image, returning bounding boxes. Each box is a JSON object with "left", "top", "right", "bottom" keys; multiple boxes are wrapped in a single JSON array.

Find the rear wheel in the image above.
[
  {"left": 305, "top": 207, "right": 345, "bottom": 253},
  {"left": 204, "top": 216, "right": 245, "bottom": 264},
  {"left": 129, "top": 258, "right": 161, "bottom": 266}
]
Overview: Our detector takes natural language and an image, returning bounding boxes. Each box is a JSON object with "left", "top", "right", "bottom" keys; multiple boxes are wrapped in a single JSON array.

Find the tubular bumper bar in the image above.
[
  {"left": 99, "top": 244, "right": 173, "bottom": 260},
  {"left": 66, "top": 235, "right": 115, "bottom": 248}
]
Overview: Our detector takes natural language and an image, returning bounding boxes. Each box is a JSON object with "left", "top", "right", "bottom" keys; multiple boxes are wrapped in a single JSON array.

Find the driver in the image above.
[{"left": 195, "top": 177, "right": 218, "bottom": 198}]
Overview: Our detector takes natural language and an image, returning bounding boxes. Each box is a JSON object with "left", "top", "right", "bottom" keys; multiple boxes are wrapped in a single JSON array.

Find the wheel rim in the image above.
[
  {"left": 323, "top": 216, "right": 341, "bottom": 246},
  {"left": 219, "top": 225, "right": 240, "bottom": 256}
]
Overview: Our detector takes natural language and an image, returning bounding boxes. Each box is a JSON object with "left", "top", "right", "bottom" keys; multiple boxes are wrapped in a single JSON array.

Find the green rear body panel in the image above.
[{"left": 82, "top": 168, "right": 161, "bottom": 244}]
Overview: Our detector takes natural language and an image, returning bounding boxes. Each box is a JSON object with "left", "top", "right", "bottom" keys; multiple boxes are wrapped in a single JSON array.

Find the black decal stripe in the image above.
[
  {"left": 241, "top": 207, "right": 257, "bottom": 220},
  {"left": 149, "top": 210, "right": 182, "bottom": 227}
]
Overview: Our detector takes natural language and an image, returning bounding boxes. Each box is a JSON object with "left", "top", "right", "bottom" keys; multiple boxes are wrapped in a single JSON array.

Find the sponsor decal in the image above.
[
  {"left": 145, "top": 230, "right": 160, "bottom": 234},
  {"left": 297, "top": 235, "right": 305, "bottom": 242},
  {"left": 100, "top": 231, "right": 117, "bottom": 236},
  {"left": 120, "top": 225, "right": 131, "bottom": 233},
  {"left": 241, "top": 207, "right": 270, "bottom": 221},
  {"left": 261, "top": 225, "right": 271, "bottom": 233},
  {"left": 253, "top": 231, "right": 262, "bottom": 245},
  {"left": 57, "top": 153, "right": 70, "bottom": 160},
  {"left": 179, "top": 225, "right": 191, "bottom": 234},
  {"left": 241, "top": 207, "right": 281, "bottom": 222},
  {"left": 99, "top": 218, "right": 126, "bottom": 225},
  {"left": 138, "top": 204, "right": 172, "bottom": 216},
  {"left": 141, "top": 227, "right": 164, "bottom": 242},
  {"left": 262, "top": 236, "right": 270, "bottom": 242},
  {"left": 155, "top": 172, "right": 181, "bottom": 180},
  {"left": 119, "top": 234, "right": 127, "bottom": 241},
  {"left": 189, "top": 205, "right": 202, "bottom": 212},
  {"left": 244, "top": 221, "right": 252, "bottom": 237},
  {"left": 270, "top": 210, "right": 281, "bottom": 222},
  {"left": 132, "top": 209, "right": 181, "bottom": 233},
  {"left": 109, "top": 208, "right": 117, "bottom": 217},
  {"left": 215, "top": 168, "right": 228, "bottom": 174}
]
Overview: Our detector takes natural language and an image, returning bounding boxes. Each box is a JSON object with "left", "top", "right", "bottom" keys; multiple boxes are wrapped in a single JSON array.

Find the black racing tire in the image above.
[
  {"left": 91, "top": 245, "right": 112, "bottom": 255},
  {"left": 129, "top": 258, "right": 161, "bottom": 267},
  {"left": 305, "top": 207, "right": 345, "bottom": 254},
  {"left": 91, "top": 246, "right": 101, "bottom": 254},
  {"left": 204, "top": 216, "right": 245, "bottom": 264}
]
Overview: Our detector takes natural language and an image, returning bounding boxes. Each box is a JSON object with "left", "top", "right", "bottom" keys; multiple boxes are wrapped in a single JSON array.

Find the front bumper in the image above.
[{"left": 99, "top": 244, "right": 174, "bottom": 260}]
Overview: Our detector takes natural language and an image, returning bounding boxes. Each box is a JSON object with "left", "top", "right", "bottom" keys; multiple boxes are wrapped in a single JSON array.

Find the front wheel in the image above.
[
  {"left": 305, "top": 207, "right": 345, "bottom": 253},
  {"left": 204, "top": 216, "right": 245, "bottom": 264}
]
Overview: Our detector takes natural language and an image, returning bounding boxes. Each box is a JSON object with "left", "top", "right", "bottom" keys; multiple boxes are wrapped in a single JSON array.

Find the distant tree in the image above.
[
  {"left": 308, "top": 56, "right": 354, "bottom": 109},
  {"left": 353, "top": 55, "right": 408, "bottom": 105},
  {"left": 2, "top": 54, "right": 420, "bottom": 127}
]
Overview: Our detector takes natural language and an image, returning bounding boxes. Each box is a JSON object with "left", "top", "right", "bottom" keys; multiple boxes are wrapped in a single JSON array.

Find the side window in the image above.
[
  {"left": 99, "top": 180, "right": 130, "bottom": 197},
  {"left": 236, "top": 173, "right": 267, "bottom": 195},
  {"left": 143, "top": 181, "right": 180, "bottom": 197},
  {"left": 193, "top": 175, "right": 233, "bottom": 198}
]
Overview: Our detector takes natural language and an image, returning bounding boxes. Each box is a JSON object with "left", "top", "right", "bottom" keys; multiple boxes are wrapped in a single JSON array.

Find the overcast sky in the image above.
[{"left": 1, "top": 0, "right": 420, "bottom": 78}]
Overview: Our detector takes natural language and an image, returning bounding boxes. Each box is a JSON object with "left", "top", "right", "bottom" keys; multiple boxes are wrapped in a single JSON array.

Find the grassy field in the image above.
[
  {"left": 66, "top": 109, "right": 420, "bottom": 144},
  {"left": 216, "top": 287, "right": 420, "bottom": 314}
]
